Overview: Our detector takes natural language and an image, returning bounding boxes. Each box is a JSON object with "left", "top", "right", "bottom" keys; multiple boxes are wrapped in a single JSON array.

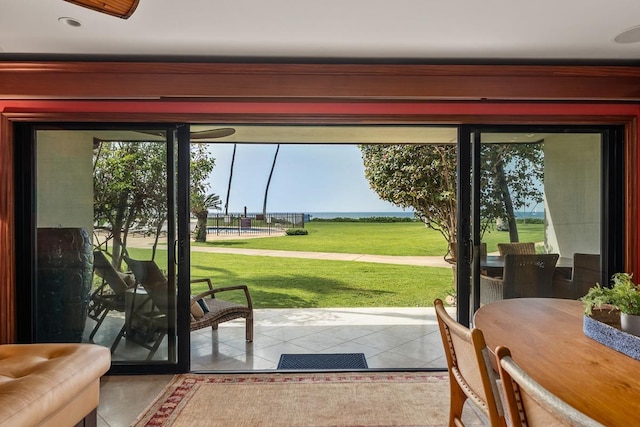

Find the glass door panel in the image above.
[
  {"left": 480, "top": 131, "right": 602, "bottom": 305},
  {"left": 460, "top": 127, "right": 618, "bottom": 321},
  {"left": 33, "top": 127, "right": 181, "bottom": 369}
]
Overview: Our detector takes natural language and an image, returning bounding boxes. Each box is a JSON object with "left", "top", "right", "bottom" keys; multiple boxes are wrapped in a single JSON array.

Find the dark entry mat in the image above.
[{"left": 277, "top": 353, "right": 368, "bottom": 370}]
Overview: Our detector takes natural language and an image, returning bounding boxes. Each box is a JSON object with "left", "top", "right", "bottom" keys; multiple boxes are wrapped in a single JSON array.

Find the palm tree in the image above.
[
  {"left": 224, "top": 144, "right": 237, "bottom": 215},
  {"left": 263, "top": 144, "right": 280, "bottom": 216},
  {"left": 191, "top": 193, "right": 221, "bottom": 242}
]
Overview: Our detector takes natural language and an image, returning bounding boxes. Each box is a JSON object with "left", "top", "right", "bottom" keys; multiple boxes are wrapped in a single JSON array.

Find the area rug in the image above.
[
  {"left": 277, "top": 353, "right": 368, "bottom": 370},
  {"left": 132, "top": 372, "right": 486, "bottom": 426}
]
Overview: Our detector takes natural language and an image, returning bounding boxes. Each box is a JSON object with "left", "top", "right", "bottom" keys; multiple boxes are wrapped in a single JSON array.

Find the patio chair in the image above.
[
  {"left": 111, "top": 256, "right": 171, "bottom": 360},
  {"left": 434, "top": 299, "right": 506, "bottom": 427},
  {"left": 497, "top": 242, "right": 536, "bottom": 256},
  {"left": 190, "top": 278, "right": 253, "bottom": 342},
  {"left": 553, "top": 253, "right": 600, "bottom": 299},
  {"left": 112, "top": 256, "right": 254, "bottom": 359},
  {"left": 480, "top": 253, "right": 559, "bottom": 305},
  {"left": 495, "top": 346, "right": 604, "bottom": 427},
  {"left": 87, "top": 250, "right": 135, "bottom": 340}
]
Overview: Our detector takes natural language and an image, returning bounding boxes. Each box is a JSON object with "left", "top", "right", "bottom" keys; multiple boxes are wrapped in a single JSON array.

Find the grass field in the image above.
[
  {"left": 130, "top": 221, "right": 544, "bottom": 308},
  {"left": 194, "top": 221, "right": 545, "bottom": 257}
]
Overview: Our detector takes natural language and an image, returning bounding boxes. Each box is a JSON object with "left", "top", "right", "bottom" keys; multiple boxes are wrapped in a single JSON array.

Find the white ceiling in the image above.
[{"left": 2, "top": 0, "right": 640, "bottom": 60}]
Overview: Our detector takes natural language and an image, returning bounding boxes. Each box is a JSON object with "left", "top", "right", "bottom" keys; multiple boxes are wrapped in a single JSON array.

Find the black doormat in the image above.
[{"left": 277, "top": 353, "right": 368, "bottom": 370}]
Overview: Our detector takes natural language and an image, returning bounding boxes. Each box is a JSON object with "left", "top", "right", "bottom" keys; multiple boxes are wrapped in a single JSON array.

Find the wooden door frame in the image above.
[{"left": 1, "top": 105, "right": 638, "bottom": 343}]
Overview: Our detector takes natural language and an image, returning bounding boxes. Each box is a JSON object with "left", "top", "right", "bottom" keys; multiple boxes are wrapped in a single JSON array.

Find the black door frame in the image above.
[
  {"left": 14, "top": 122, "right": 191, "bottom": 374},
  {"left": 456, "top": 124, "right": 626, "bottom": 326}
]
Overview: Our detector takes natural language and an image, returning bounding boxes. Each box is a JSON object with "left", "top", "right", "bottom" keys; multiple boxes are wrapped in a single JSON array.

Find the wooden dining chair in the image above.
[
  {"left": 497, "top": 242, "right": 536, "bottom": 256},
  {"left": 434, "top": 299, "right": 506, "bottom": 427},
  {"left": 495, "top": 346, "right": 604, "bottom": 427}
]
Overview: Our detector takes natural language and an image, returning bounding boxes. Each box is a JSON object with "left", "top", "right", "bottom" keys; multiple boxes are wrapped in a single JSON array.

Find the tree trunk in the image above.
[
  {"left": 263, "top": 144, "right": 280, "bottom": 216},
  {"left": 494, "top": 160, "right": 519, "bottom": 242},
  {"left": 194, "top": 212, "right": 208, "bottom": 242},
  {"left": 225, "top": 144, "right": 237, "bottom": 215}
]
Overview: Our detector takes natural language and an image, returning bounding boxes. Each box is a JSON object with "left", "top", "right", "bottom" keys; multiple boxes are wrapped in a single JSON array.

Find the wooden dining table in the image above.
[{"left": 474, "top": 298, "right": 640, "bottom": 427}]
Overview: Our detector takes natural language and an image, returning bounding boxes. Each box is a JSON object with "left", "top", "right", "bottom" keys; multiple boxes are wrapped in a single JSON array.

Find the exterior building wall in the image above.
[
  {"left": 544, "top": 134, "right": 601, "bottom": 257},
  {"left": 36, "top": 131, "right": 93, "bottom": 232}
]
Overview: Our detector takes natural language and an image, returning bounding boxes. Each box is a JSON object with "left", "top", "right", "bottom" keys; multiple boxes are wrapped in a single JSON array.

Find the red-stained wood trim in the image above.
[
  {"left": 0, "top": 114, "right": 15, "bottom": 344},
  {"left": 1, "top": 62, "right": 640, "bottom": 100}
]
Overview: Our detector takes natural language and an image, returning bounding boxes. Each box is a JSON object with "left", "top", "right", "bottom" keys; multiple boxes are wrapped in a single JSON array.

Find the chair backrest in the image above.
[
  {"left": 502, "top": 254, "right": 559, "bottom": 299},
  {"left": 123, "top": 256, "right": 170, "bottom": 312},
  {"left": 434, "top": 299, "right": 505, "bottom": 426},
  {"left": 498, "top": 242, "right": 536, "bottom": 256},
  {"left": 93, "top": 250, "right": 132, "bottom": 295},
  {"left": 572, "top": 253, "right": 600, "bottom": 298},
  {"left": 495, "top": 346, "right": 604, "bottom": 427}
]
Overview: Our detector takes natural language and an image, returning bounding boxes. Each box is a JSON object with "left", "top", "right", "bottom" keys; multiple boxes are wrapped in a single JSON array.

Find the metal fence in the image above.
[{"left": 206, "top": 212, "right": 306, "bottom": 236}]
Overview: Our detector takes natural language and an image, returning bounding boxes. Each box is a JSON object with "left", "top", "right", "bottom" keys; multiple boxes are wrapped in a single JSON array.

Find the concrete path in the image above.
[{"left": 189, "top": 245, "right": 452, "bottom": 267}]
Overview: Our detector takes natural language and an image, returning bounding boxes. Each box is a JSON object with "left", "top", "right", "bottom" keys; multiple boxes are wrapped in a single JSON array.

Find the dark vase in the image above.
[{"left": 36, "top": 227, "right": 93, "bottom": 342}]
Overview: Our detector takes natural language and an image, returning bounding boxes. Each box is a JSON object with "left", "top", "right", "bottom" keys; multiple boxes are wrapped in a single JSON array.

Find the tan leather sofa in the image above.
[{"left": 0, "top": 343, "right": 111, "bottom": 427}]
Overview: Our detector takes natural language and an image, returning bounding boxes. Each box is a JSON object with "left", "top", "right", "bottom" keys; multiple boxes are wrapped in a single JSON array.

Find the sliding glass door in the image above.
[
  {"left": 16, "top": 124, "right": 191, "bottom": 373},
  {"left": 457, "top": 125, "right": 625, "bottom": 325}
]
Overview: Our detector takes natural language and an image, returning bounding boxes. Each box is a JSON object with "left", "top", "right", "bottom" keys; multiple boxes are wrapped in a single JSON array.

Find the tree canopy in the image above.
[
  {"left": 93, "top": 140, "right": 216, "bottom": 266},
  {"left": 359, "top": 142, "right": 544, "bottom": 254}
]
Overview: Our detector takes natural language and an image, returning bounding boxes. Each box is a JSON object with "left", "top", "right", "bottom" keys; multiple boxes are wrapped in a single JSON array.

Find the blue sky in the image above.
[{"left": 206, "top": 144, "right": 407, "bottom": 213}]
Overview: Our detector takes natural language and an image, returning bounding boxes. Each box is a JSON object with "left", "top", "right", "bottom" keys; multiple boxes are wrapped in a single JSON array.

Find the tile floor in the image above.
[{"left": 97, "top": 307, "right": 452, "bottom": 426}]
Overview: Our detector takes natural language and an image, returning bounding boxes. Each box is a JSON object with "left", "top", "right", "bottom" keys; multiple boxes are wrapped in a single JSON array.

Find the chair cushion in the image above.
[
  {"left": 117, "top": 271, "right": 136, "bottom": 287},
  {"left": 197, "top": 299, "right": 210, "bottom": 313},
  {"left": 190, "top": 298, "right": 205, "bottom": 319}
]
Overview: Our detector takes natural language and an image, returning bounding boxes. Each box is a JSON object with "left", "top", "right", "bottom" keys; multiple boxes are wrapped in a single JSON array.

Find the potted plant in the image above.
[{"left": 581, "top": 272, "right": 640, "bottom": 336}]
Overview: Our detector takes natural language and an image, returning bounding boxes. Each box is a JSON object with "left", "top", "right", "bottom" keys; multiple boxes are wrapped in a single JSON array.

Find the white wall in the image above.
[
  {"left": 544, "top": 134, "right": 601, "bottom": 257},
  {"left": 36, "top": 131, "right": 94, "bottom": 231}
]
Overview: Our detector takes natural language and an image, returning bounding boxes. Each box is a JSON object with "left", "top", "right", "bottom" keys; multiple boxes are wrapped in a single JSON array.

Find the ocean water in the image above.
[
  {"left": 308, "top": 211, "right": 415, "bottom": 220},
  {"left": 307, "top": 211, "right": 543, "bottom": 220}
]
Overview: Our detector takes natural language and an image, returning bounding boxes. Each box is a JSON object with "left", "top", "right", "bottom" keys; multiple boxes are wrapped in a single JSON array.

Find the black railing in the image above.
[{"left": 206, "top": 213, "right": 305, "bottom": 236}]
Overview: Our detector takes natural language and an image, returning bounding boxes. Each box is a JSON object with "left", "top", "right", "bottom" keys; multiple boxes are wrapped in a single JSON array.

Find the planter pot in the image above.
[
  {"left": 620, "top": 313, "right": 640, "bottom": 337},
  {"left": 36, "top": 227, "right": 92, "bottom": 343}
]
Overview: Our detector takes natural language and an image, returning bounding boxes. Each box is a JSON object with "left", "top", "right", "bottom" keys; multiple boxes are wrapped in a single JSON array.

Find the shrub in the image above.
[{"left": 285, "top": 228, "right": 308, "bottom": 235}]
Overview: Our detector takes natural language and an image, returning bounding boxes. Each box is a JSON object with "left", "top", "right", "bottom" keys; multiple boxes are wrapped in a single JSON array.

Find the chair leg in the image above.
[
  {"left": 110, "top": 324, "right": 126, "bottom": 355},
  {"left": 448, "top": 381, "right": 467, "bottom": 426},
  {"left": 89, "top": 309, "right": 110, "bottom": 340},
  {"left": 245, "top": 315, "right": 254, "bottom": 342},
  {"left": 146, "top": 331, "right": 167, "bottom": 361}
]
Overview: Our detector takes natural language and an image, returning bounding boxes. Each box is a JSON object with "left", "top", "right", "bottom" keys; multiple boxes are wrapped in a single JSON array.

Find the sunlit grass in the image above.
[
  {"left": 128, "top": 221, "right": 543, "bottom": 308},
  {"left": 125, "top": 248, "right": 454, "bottom": 308},
  {"left": 194, "top": 221, "right": 545, "bottom": 257},
  {"left": 196, "top": 222, "right": 450, "bottom": 256}
]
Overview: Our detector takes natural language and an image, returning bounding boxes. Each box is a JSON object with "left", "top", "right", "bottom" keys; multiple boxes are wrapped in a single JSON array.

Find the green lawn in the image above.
[
  {"left": 125, "top": 248, "right": 454, "bottom": 308},
  {"left": 195, "top": 222, "right": 448, "bottom": 256},
  {"left": 128, "top": 221, "right": 543, "bottom": 308},
  {"left": 194, "top": 221, "right": 545, "bottom": 257}
]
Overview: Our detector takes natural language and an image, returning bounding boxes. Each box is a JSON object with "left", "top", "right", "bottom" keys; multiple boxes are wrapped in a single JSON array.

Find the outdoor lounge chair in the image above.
[
  {"left": 112, "top": 256, "right": 253, "bottom": 360},
  {"left": 190, "top": 278, "right": 253, "bottom": 341},
  {"left": 480, "top": 253, "right": 559, "bottom": 305},
  {"left": 87, "top": 250, "right": 135, "bottom": 340},
  {"left": 109, "top": 256, "right": 172, "bottom": 360}
]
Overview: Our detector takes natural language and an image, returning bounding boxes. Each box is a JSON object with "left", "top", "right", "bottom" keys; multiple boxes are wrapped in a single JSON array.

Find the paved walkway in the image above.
[
  {"left": 126, "top": 235, "right": 451, "bottom": 267},
  {"left": 190, "top": 246, "right": 452, "bottom": 267}
]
